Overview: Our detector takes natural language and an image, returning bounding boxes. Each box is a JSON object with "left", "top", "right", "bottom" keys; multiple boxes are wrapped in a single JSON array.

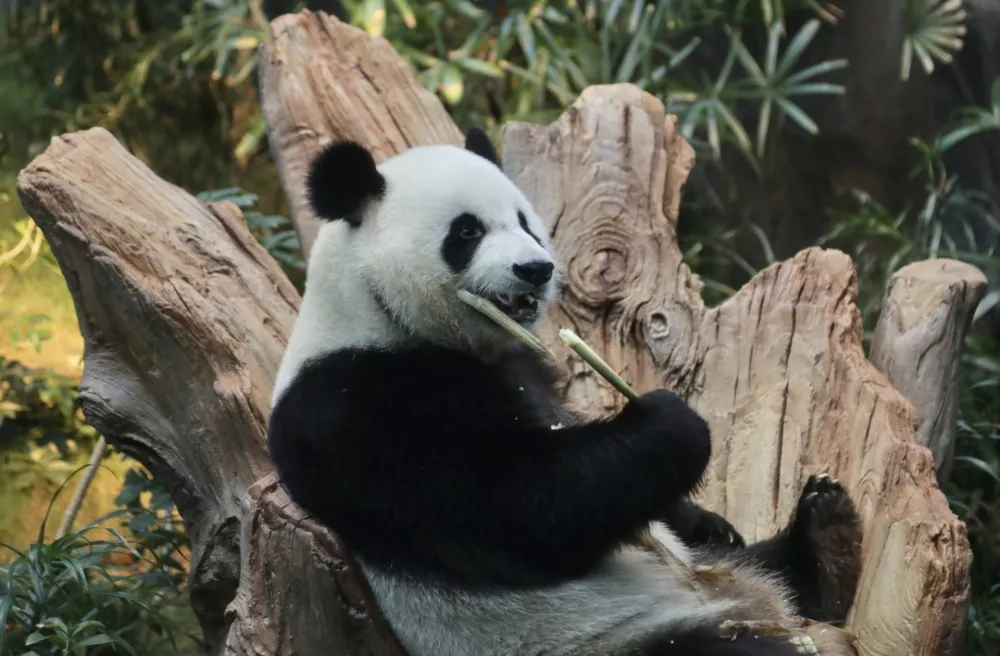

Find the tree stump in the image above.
[
  {"left": 870, "top": 260, "right": 988, "bottom": 483},
  {"left": 17, "top": 9, "right": 975, "bottom": 656}
]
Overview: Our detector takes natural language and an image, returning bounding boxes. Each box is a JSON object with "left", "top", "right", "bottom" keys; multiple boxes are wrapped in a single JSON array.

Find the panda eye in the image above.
[{"left": 460, "top": 225, "right": 484, "bottom": 240}]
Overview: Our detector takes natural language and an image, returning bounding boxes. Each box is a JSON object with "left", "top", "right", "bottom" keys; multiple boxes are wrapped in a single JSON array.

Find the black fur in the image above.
[
  {"left": 441, "top": 212, "right": 487, "bottom": 273},
  {"left": 658, "top": 499, "right": 746, "bottom": 549},
  {"left": 465, "top": 126, "right": 500, "bottom": 167},
  {"left": 517, "top": 210, "right": 543, "bottom": 245},
  {"left": 493, "top": 352, "right": 863, "bottom": 627},
  {"left": 268, "top": 344, "right": 712, "bottom": 588},
  {"left": 662, "top": 475, "right": 863, "bottom": 626},
  {"left": 307, "top": 141, "right": 386, "bottom": 226},
  {"left": 638, "top": 625, "right": 805, "bottom": 656},
  {"left": 733, "top": 474, "right": 863, "bottom": 625},
  {"left": 270, "top": 339, "right": 863, "bottom": 636}
]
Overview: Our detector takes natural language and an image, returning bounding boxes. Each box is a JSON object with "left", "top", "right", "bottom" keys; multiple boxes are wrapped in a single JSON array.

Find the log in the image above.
[
  {"left": 16, "top": 9, "right": 975, "bottom": 656},
  {"left": 501, "top": 83, "right": 972, "bottom": 656},
  {"left": 258, "top": 11, "right": 462, "bottom": 258},
  {"left": 870, "top": 259, "right": 988, "bottom": 482},
  {"left": 16, "top": 128, "right": 405, "bottom": 656}
]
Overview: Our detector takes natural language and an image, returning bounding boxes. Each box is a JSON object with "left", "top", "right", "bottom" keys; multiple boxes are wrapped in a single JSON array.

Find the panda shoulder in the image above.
[{"left": 275, "top": 345, "right": 504, "bottom": 413}]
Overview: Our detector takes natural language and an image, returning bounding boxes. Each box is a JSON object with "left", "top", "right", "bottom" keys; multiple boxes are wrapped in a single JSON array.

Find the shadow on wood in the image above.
[{"left": 16, "top": 8, "right": 975, "bottom": 656}]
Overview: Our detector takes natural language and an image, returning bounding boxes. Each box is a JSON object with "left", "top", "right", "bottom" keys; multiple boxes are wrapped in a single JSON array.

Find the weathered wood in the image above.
[
  {"left": 15, "top": 129, "right": 404, "bottom": 656},
  {"left": 870, "top": 259, "right": 988, "bottom": 482},
  {"left": 16, "top": 8, "right": 976, "bottom": 656},
  {"left": 224, "top": 474, "right": 406, "bottom": 656},
  {"left": 258, "top": 9, "right": 462, "bottom": 258},
  {"left": 501, "top": 84, "right": 973, "bottom": 656}
]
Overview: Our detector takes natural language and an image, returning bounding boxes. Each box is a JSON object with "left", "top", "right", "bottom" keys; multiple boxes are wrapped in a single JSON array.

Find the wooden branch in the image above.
[
  {"left": 501, "top": 84, "right": 973, "bottom": 656},
  {"left": 15, "top": 129, "right": 402, "bottom": 655},
  {"left": 55, "top": 435, "right": 108, "bottom": 538},
  {"left": 224, "top": 474, "right": 406, "bottom": 655},
  {"left": 258, "top": 9, "right": 462, "bottom": 258},
  {"left": 870, "top": 259, "right": 988, "bottom": 482}
]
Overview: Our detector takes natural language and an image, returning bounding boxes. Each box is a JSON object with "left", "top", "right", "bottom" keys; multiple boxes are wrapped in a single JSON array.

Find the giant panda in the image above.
[{"left": 267, "top": 128, "right": 863, "bottom": 656}]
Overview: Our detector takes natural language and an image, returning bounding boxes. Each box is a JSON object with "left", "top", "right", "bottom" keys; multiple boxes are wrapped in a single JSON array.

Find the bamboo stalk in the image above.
[
  {"left": 456, "top": 289, "right": 557, "bottom": 360},
  {"left": 558, "top": 328, "right": 639, "bottom": 401}
]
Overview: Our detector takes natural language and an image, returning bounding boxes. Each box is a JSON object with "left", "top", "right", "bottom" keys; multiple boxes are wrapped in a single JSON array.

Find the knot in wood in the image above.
[
  {"left": 569, "top": 241, "right": 632, "bottom": 307},
  {"left": 647, "top": 310, "right": 670, "bottom": 340}
]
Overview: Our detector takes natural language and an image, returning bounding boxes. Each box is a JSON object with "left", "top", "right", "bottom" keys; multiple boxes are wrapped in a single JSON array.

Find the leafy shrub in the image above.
[
  {"left": 196, "top": 186, "right": 304, "bottom": 274},
  {"left": 0, "top": 352, "right": 95, "bottom": 456},
  {"left": 0, "top": 473, "right": 198, "bottom": 656},
  {"left": 949, "top": 336, "right": 1000, "bottom": 655}
]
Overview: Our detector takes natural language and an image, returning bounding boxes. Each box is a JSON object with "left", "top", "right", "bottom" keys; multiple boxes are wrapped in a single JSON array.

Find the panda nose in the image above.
[{"left": 513, "top": 261, "right": 554, "bottom": 287}]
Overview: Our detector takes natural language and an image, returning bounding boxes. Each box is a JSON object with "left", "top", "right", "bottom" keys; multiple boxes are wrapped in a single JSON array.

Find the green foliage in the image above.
[
  {"left": 933, "top": 78, "right": 1000, "bottom": 154},
  {"left": 112, "top": 468, "right": 190, "bottom": 592},
  {"left": 2, "top": 0, "right": 269, "bottom": 189},
  {"left": 196, "top": 186, "right": 305, "bottom": 274},
  {"left": 817, "top": 103, "right": 1000, "bottom": 333},
  {"left": 0, "top": 352, "right": 96, "bottom": 458},
  {"left": 0, "top": 217, "right": 46, "bottom": 295},
  {"left": 0, "top": 473, "right": 197, "bottom": 656},
  {"left": 901, "top": 0, "right": 967, "bottom": 81},
  {"left": 950, "top": 336, "right": 1000, "bottom": 655},
  {"left": 344, "top": 0, "right": 847, "bottom": 164}
]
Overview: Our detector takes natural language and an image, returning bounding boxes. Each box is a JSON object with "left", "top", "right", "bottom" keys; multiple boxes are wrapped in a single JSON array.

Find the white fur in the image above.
[
  {"left": 272, "top": 142, "right": 796, "bottom": 654},
  {"left": 272, "top": 145, "right": 559, "bottom": 405}
]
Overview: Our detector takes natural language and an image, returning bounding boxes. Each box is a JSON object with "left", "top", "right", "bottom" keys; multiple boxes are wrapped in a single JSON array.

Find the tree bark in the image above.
[
  {"left": 870, "top": 259, "right": 988, "bottom": 483},
  {"left": 16, "top": 128, "right": 405, "bottom": 656},
  {"left": 502, "top": 83, "right": 973, "bottom": 656},
  {"left": 16, "top": 9, "right": 975, "bottom": 656},
  {"left": 258, "top": 10, "right": 462, "bottom": 258}
]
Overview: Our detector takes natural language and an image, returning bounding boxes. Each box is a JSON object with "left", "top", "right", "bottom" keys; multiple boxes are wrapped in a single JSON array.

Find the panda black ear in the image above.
[
  {"left": 306, "top": 141, "right": 386, "bottom": 227},
  {"left": 464, "top": 127, "right": 500, "bottom": 168}
]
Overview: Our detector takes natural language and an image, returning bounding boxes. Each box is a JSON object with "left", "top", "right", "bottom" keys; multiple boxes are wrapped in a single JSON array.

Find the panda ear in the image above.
[
  {"left": 306, "top": 141, "right": 386, "bottom": 227},
  {"left": 464, "top": 127, "right": 500, "bottom": 168}
]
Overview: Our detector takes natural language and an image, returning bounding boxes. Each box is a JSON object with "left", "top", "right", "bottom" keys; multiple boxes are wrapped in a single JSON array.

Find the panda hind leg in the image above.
[{"left": 741, "top": 473, "right": 863, "bottom": 625}]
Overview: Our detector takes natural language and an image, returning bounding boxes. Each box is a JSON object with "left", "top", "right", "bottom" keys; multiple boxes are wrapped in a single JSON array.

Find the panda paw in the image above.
[
  {"left": 691, "top": 508, "right": 746, "bottom": 549},
  {"left": 789, "top": 473, "right": 863, "bottom": 624},
  {"left": 792, "top": 474, "right": 858, "bottom": 535}
]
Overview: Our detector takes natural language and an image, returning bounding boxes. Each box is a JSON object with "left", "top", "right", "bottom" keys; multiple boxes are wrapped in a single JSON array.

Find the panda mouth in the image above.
[{"left": 486, "top": 292, "right": 539, "bottom": 322}]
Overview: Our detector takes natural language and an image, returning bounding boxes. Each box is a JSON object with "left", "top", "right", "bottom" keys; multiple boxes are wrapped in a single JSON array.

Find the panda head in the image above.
[{"left": 304, "top": 128, "right": 559, "bottom": 355}]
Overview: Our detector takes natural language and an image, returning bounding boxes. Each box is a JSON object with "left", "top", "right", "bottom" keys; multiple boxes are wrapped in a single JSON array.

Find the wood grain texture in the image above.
[
  {"left": 870, "top": 259, "right": 988, "bottom": 482},
  {"left": 223, "top": 474, "right": 406, "bottom": 656},
  {"left": 259, "top": 8, "right": 463, "bottom": 257},
  {"left": 502, "top": 84, "right": 973, "bottom": 656},
  {"left": 15, "top": 128, "right": 404, "bottom": 655}
]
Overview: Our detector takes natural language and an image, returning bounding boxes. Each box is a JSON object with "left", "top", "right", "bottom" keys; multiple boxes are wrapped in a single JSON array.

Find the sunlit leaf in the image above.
[{"left": 901, "top": 0, "right": 967, "bottom": 81}]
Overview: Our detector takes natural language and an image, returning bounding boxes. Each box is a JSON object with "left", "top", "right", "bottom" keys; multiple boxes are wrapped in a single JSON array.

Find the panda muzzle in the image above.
[{"left": 488, "top": 291, "right": 539, "bottom": 321}]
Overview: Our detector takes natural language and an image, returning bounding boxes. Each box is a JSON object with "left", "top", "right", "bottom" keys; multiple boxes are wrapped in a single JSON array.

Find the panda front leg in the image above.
[
  {"left": 655, "top": 497, "right": 747, "bottom": 550},
  {"left": 737, "top": 474, "right": 863, "bottom": 625}
]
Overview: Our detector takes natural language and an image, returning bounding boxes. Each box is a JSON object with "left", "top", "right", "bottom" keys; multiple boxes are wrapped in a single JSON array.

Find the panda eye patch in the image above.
[
  {"left": 517, "top": 210, "right": 542, "bottom": 246},
  {"left": 451, "top": 213, "right": 486, "bottom": 240},
  {"left": 442, "top": 213, "right": 487, "bottom": 273}
]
